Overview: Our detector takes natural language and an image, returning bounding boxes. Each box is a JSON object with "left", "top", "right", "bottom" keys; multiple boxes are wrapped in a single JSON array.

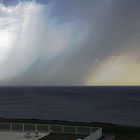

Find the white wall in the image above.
[{"left": 83, "top": 128, "right": 102, "bottom": 140}]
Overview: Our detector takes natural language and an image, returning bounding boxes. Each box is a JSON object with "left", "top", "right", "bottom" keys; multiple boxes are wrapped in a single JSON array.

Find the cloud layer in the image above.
[{"left": 0, "top": 0, "right": 140, "bottom": 85}]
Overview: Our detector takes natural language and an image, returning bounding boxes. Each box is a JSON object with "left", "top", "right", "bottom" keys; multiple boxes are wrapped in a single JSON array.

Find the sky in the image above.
[{"left": 0, "top": 0, "right": 140, "bottom": 86}]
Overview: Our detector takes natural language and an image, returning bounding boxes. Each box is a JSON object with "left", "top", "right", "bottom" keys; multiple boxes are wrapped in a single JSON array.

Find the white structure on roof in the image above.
[{"left": 83, "top": 128, "right": 102, "bottom": 140}]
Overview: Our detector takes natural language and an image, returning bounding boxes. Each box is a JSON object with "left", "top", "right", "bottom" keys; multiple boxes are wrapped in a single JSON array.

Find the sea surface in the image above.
[{"left": 0, "top": 86, "right": 140, "bottom": 127}]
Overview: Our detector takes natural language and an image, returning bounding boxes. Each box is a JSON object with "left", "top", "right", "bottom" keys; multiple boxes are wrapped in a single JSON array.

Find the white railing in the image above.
[{"left": 0, "top": 122, "right": 101, "bottom": 135}]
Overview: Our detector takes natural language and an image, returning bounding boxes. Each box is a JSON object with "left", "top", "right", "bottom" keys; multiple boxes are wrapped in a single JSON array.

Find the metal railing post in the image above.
[
  {"left": 35, "top": 124, "right": 38, "bottom": 132},
  {"left": 22, "top": 123, "right": 24, "bottom": 132},
  {"left": 75, "top": 126, "right": 78, "bottom": 134},
  {"left": 62, "top": 125, "right": 64, "bottom": 133},
  {"left": 10, "top": 123, "right": 12, "bottom": 132},
  {"left": 48, "top": 124, "right": 51, "bottom": 132},
  {"left": 90, "top": 127, "right": 92, "bottom": 134}
]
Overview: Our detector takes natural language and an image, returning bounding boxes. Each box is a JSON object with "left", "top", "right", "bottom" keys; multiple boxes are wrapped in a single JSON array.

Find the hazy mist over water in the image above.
[{"left": 0, "top": 86, "right": 140, "bottom": 126}]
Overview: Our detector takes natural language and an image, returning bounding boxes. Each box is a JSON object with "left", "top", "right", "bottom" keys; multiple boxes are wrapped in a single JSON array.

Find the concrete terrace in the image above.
[{"left": 0, "top": 131, "right": 48, "bottom": 140}]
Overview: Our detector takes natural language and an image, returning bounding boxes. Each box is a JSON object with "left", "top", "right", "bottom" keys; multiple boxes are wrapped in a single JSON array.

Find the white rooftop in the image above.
[{"left": 0, "top": 131, "right": 48, "bottom": 140}]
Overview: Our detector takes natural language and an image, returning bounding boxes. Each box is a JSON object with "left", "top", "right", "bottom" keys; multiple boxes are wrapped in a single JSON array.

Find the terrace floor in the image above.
[{"left": 0, "top": 131, "right": 49, "bottom": 140}]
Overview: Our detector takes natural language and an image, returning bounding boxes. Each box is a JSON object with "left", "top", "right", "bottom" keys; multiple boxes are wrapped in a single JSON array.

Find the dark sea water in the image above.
[{"left": 0, "top": 86, "right": 140, "bottom": 127}]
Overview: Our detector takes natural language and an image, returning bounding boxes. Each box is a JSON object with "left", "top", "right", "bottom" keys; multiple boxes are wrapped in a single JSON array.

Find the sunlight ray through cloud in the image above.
[{"left": 0, "top": 1, "right": 86, "bottom": 82}]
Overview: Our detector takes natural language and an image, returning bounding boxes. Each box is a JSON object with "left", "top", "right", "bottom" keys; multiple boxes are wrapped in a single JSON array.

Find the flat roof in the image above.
[{"left": 40, "top": 132, "right": 88, "bottom": 140}]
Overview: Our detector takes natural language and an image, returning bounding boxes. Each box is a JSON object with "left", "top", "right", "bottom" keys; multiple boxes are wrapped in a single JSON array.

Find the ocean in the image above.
[{"left": 0, "top": 86, "right": 140, "bottom": 127}]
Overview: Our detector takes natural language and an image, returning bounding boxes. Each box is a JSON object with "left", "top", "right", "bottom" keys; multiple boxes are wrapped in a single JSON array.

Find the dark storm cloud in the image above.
[
  {"left": 53, "top": 0, "right": 139, "bottom": 55},
  {"left": 91, "top": 0, "right": 140, "bottom": 57},
  {"left": 75, "top": 0, "right": 140, "bottom": 60}
]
